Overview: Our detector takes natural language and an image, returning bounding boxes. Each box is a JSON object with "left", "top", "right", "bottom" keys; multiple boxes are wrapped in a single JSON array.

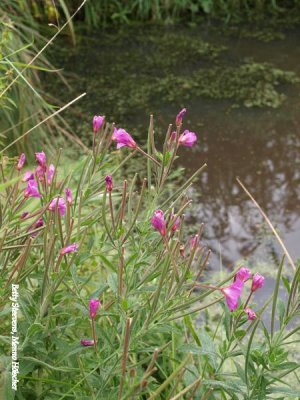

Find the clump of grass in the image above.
[
  {"left": 61, "top": 0, "right": 300, "bottom": 29},
  {"left": 0, "top": 1, "right": 85, "bottom": 156}
]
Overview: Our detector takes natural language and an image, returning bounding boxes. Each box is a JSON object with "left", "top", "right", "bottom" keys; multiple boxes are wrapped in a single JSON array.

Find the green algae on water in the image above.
[{"left": 47, "top": 24, "right": 300, "bottom": 136}]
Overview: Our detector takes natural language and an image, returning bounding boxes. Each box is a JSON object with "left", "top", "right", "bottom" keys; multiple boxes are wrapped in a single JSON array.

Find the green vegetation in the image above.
[
  {"left": 53, "top": 0, "right": 300, "bottom": 28},
  {"left": 0, "top": 114, "right": 300, "bottom": 398},
  {"left": 0, "top": 2, "right": 300, "bottom": 399},
  {"left": 0, "top": 1, "right": 77, "bottom": 155}
]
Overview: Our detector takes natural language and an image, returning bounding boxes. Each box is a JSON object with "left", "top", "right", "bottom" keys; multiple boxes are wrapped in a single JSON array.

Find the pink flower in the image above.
[
  {"left": 17, "top": 153, "right": 26, "bottom": 171},
  {"left": 89, "top": 299, "right": 100, "bottom": 319},
  {"left": 175, "top": 108, "right": 187, "bottom": 126},
  {"left": 190, "top": 235, "right": 199, "bottom": 251},
  {"left": 35, "top": 152, "right": 47, "bottom": 170},
  {"left": 151, "top": 210, "right": 166, "bottom": 236},
  {"left": 28, "top": 218, "right": 44, "bottom": 237},
  {"left": 24, "top": 180, "right": 41, "bottom": 198},
  {"left": 221, "top": 279, "right": 244, "bottom": 312},
  {"left": 112, "top": 128, "right": 136, "bottom": 149},
  {"left": 48, "top": 197, "right": 66, "bottom": 216},
  {"left": 235, "top": 267, "right": 252, "bottom": 282},
  {"left": 178, "top": 130, "right": 197, "bottom": 147},
  {"left": 171, "top": 215, "right": 180, "bottom": 232},
  {"left": 245, "top": 308, "right": 257, "bottom": 320},
  {"left": 36, "top": 165, "right": 45, "bottom": 182},
  {"left": 60, "top": 243, "right": 78, "bottom": 256},
  {"left": 93, "top": 115, "right": 105, "bottom": 134},
  {"left": 80, "top": 339, "right": 95, "bottom": 347},
  {"left": 105, "top": 175, "right": 113, "bottom": 192},
  {"left": 65, "top": 188, "right": 72, "bottom": 205},
  {"left": 251, "top": 273, "right": 265, "bottom": 292},
  {"left": 22, "top": 171, "right": 34, "bottom": 182},
  {"left": 47, "top": 164, "right": 55, "bottom": 185}
]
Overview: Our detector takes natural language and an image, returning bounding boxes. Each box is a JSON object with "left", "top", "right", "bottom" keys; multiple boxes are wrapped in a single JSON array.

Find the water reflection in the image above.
[{"left": 182, "top": 102, "right": 300, "bottom": 269}]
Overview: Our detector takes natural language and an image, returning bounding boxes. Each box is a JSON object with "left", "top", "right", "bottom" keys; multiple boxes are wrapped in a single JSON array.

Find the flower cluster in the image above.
[
  {"left": 171, "top": 108, "right": 197, "bottom": 148},
  {"left": 106, "top": 108, "right": 197, "bottom": 152},
  {"left": 151, "top": 209, "right": 181, "bottom": 237},
  {"left": 221, "top": 268, "right": 265, "bottom": 318},
  {"left": 20, "top": 151, "right": 74, "bottom": 219},
  {"left": 17, "top": 151, "right": 77, "bottom": 267}
]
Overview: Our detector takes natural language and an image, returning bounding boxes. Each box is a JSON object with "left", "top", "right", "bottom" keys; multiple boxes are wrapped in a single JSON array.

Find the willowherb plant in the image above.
[{"left": 0, "top": 109, "right": 299, "bottom": 399}]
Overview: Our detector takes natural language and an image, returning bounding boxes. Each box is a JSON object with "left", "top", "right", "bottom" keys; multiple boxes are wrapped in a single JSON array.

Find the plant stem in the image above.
[
  {"left": 91, "top": 318, "right": 97, "bottom": 354},
  {"left": 108, "top": 190, "right": 116, "bottom": 232},
  {"left": 118, "top": 318, "right": 132, "bottom": 400},
  {"left": 136, "top": 146, "right": 161, "bottom": 167}
]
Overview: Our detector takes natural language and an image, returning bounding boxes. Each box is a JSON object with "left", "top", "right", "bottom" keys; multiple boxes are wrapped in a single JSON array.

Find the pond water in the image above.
[{"left": 51, "top": 24, "right": 300, "bottom": 284}]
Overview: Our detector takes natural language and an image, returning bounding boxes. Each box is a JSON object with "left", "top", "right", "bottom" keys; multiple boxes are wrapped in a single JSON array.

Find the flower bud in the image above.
[
  {"left": 60, "top": 243, "right": 78, "bottom": 256},
  {"left": 17, "top": 153, "right": 25, "bottom": 171},
  {"left": 24, "top": 179, "right": 41, "bottom": 198},
  {"left": 245, "top": 308, "right": 257, "bottom": 320},
  {"left": 235, "top": 267, "right": 251, "bottom": 282},
  {"left": 93, "top": 115, "right": 105, "bottom": 134},
  {"left": 48, "top": 197, "right": 66, "bottom": 216},
  {"left": 80, "top": 339, "right": 94, "bottom": 347},
  {"left": 47, "top": 164, "right": 55, "bottom": 185},
  {"left": 105, "top": 175, "right": 113, "bottom": 192},
  {"left": 65, "top": 188, "right": 72, "bottom": 205},
  {"left": 22, "top": 171, "right": 34, "bottom": 182},
  {"left": 151, "top": 210, "right": 166, "bottom": 236},
  {"left": 251, "top": 273, "right": 265, "bottom": 292},
  {"left": 175, "top": 108, "right": 186, "bottom": 126},
  {"left": 35, "top": 151, "right": 47, "bottom": 170},
  {"left": 89, "top": 299, "right": 100, "bottom": 319}
]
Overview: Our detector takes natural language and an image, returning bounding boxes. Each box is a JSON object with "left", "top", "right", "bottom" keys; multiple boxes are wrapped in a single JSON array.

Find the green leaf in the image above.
[
  {"left": 271, "top": 255, "right": 284, "bottom": 337},
  {"left": 21, "top": 357, "right": 77, "bottom": 372},
  {"left": 183, "top": 316, "right": 200, "bottom": 346},
  {"left": 0, "top": 370, "right": 14, "bottom": 400},
  {"left": 234, "top": 329, "right": 246, "bottom": 340},
  {"left": 90, "top": 284, "right": 109, "bottom": 299},
  {"left": 234, "top": 361, "right": 246, "bottom": 383},
  {"left": 98, "top": 254, "right": 117, "bottom": 272},
  {"left": 273, "top": 362, "right": 298, "bottom": 370},
  {"left": 277, "top": 299, "right": 286, "bottom": 327},
  {"left": 179, "top": 344, "right": 220, "bottom": 359},
  {"left": 245, "top": 320, "right": 260, "bottom": 385},
  {"left": 107, "top": 273, "right": 118, "bottom": 294},
  {"left": 26, "top": 323, "right": 44, "bottom": 339},
  {"left": 155, "top": 151, "right": 163, "bottom": 161},
  {"left": 163, "top": 151, "right": 172, "bottom": 166},
  {"left": 268, "top": 386, "right": 300, "bottom": 397},
  {"left": 202, "top": 379, "right": 244, "bottom": 394},
  {"left": 199, "top": 330, "right": 218, "bottom": 369},
  {"left": 19, "top": 359, "right": 36, "bottom": 375},
  {"left": 281, "top": 276, "right": 290, "bottom": 294}
]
